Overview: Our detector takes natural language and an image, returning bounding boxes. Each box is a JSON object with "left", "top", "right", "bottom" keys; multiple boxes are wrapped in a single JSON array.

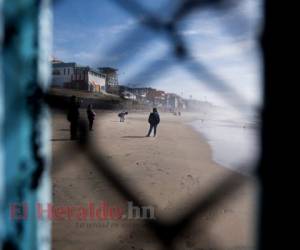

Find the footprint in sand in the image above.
[
  {"left": 181, "top": 174, "right": 197, "bottom": 190},
  {"left": 136, "top": 161, "right": 147, "bottom": 167},
  {"left": 157, "top": 168, "right": 169, "bottom": 175}
]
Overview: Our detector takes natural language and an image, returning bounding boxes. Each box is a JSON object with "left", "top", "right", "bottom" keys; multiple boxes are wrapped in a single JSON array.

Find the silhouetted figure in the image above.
[
  {"left": 147, "top": 108, "right": 160, "bottom": 137},
  {"left": 118, "top": 111, "right": 128, "bottom": 122},
  {"left": 87, "top": 104, "right": 96, "bottom": 131},
  {"left": 67, "top": 96, "right": 80, "bottom": 140}
]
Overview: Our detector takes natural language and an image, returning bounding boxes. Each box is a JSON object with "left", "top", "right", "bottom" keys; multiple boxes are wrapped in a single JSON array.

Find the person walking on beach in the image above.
[
  {"left": 118, "top": 111, "right": 128, "bottom": 122},
  {"left": 67, "top": 95, "right": 80, "bottom": 140},
  {"left": 86, "top": 104, "right": 96, "bottom": 131},
  {"left": 147, "top": 108, "right": 160, "bottom": 137}
]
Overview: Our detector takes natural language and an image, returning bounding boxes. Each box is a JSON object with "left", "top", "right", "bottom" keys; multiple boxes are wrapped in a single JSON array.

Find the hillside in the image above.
[
  {"left": 46, "top": 87, "right": 149, "bottom": 110},
  {"left": 48, "top": 87, "right": 121, "bottom": 101}
]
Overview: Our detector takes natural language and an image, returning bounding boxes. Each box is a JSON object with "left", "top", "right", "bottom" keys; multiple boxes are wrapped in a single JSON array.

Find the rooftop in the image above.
[
  {"left": 98, "top": 67, "right": 118, "bottom": 73},
  {"left": 52, "top": 62, "right": 76, "bottom": 68}
]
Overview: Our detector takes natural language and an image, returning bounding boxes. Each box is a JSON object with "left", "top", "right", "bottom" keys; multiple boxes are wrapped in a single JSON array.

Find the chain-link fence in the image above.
[{"left": 0, "top": 0, "right": 274, "bottom": 249}]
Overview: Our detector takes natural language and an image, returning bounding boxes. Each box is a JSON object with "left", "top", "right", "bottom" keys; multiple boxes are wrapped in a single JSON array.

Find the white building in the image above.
[
  {"left": 51, "top": 61, "right": 106, "bottom": 92},
  {"left": 52, "top": 62, "right": 76, "bottom": 87},
  {"left": 98, "top": 67, "right": 119, "bottom": 92},
  {"left": 121, "top": 90, "right": 137, "bottom": 100}
]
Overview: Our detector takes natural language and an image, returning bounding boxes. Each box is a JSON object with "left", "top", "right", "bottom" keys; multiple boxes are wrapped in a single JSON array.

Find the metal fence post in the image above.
[{"left": 0, "top": 0, "right": 51, "bottom": 249}]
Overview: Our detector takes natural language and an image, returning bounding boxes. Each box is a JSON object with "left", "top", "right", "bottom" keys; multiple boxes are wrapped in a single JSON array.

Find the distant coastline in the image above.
[{"left": 47, "top": 86, "right": 215, "bottom": 113}]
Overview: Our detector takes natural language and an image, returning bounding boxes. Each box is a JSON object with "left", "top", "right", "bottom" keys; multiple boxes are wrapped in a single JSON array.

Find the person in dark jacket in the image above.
[
  {"left": 118, "top": 111, "right": 128, "bottom": 122},
  {"left": 86, "top": 104, "right": 96, "bottom": 131},
  {"left": 146, "top": 108, "right": 160, "bottom": 137},
  {"left": 67, "top": 96, "right": 80, "bottom": 140}
]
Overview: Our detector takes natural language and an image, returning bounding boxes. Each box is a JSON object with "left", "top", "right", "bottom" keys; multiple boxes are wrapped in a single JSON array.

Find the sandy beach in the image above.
[{"left": 51, "top": 110, "right": 257, "bottom": 250}]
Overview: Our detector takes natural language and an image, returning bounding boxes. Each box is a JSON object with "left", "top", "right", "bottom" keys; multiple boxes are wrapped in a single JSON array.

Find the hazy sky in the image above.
[{"left": 53, "top": 0, "right": 262, "bottom": 111}]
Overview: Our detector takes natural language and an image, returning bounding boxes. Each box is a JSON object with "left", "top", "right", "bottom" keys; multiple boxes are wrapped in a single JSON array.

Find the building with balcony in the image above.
[
  {"left": 98, "top": 67, "right": 119, "bottom": 92},
  {"left": 51, "top": 61, "right": 106, "bottom": 92}
]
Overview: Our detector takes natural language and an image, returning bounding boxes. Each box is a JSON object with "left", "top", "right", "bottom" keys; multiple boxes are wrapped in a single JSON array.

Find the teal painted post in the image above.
[{"left": 0, "top": 0, "right": 52, "bottom": 249}]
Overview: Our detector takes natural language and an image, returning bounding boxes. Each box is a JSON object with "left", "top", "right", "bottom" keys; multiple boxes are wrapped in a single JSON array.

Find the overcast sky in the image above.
[{"left": 53, "top": 0, "right": 263, "bottom": 112}]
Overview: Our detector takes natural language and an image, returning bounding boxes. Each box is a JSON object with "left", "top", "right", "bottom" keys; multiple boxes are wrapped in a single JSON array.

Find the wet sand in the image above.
[{"left": 51, "top": 110, "right": 257, "bottom": 250}]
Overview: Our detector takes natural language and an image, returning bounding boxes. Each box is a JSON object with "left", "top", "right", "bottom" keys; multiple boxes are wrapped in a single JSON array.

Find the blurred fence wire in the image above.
[
  {"left": 99, "top": 0, "right": 254, "bottom": 111},
  {"left": 0, "top": 0, "right": 267, "bottom": 250}
]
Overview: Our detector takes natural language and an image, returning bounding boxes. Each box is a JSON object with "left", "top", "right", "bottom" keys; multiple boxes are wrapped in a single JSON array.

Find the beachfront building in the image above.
[
  {"left": 166, "top": 93, "right": 186, "bottom": 111},
  {"left": 51, "top": 61, "right": 106, "bottom": 92},
  {"left": 119, "top": 86, "right": 152, "bottom": 102},
  {"left": 98, "top": 67, "right": 119, "bottom": 92},
  {"left": 51, "top": 62, "right": 76, "bottom": 87},
  {"left": 121, "top": 90, "right": 137, "bottom": 100},
  {"left": 129, "top": 87, "right": 152, "bottom": 99},
  {"left": 118, "top": 86, "right": 168, "bottom": 106},
  {"left": 147, "top": 89, "right": 167, "bottom": 107}
]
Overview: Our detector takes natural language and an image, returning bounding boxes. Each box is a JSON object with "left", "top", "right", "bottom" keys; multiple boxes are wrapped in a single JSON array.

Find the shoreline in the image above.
[
  {"left": 51, "top": 110, "right": 256, "bottom": 250},
  {"left": 188, "top": 117, "right": 259, "bottom": 176}
]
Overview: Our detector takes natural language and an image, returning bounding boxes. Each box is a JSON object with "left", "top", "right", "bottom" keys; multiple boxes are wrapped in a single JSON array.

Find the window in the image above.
[{"left": 52, "top": 69, "right": 60, "bottom": 75}]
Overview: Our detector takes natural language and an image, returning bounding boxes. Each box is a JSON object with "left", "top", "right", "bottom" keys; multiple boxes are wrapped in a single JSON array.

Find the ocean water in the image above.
[{"left": 190, "top": 109, "right": 260, "bottom": 176}]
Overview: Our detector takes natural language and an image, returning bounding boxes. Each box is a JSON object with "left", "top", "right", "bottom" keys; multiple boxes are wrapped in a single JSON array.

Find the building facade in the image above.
[
  {"left": 51, "top": 61, "right": 106, "bottom": 92},
  {"left": 166, "top": 93, "right": 186, "bottom": 111},
  {"left": 98, "top": 67, "right": 119, "bottom": 92},
  {"left": 51, "top": 62, "right": 76, "bottom": 87}
]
